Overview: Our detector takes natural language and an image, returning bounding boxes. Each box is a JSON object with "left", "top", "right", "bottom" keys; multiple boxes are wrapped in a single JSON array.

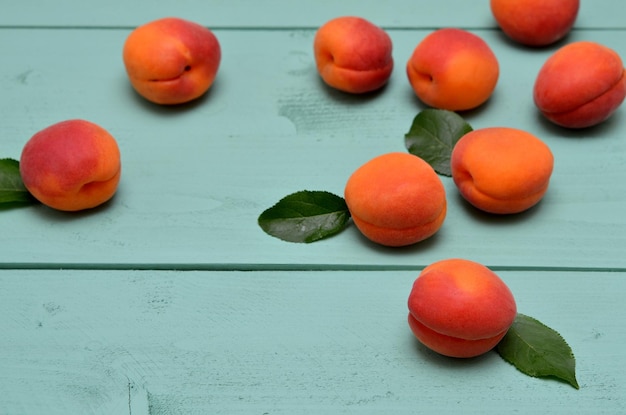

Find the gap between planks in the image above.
[{"left": 0, "top": 262, "right": 625, "bottom": 273}]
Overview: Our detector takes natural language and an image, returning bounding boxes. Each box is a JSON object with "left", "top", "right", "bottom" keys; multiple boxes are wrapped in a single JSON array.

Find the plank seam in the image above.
[{"left": 0, "top": 263, "right": 624, "bottom": 273}]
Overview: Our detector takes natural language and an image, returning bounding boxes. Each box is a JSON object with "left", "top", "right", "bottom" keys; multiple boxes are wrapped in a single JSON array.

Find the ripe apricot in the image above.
[
  {"left": 406, "top": 28, "right": 499, "bottom": 111},
  {"left": 313, "top": 16, "right": 393, "bottom": 94},
  {"left": 534, "top": 41, "right": 626, "bottom": 128},
  {"left": 344, "top": 152, "right": 446, "bottom": 247},
  {"left": 123, "top": 17, "right": 221, "bottom": 105},
  {"left": 490, "top": 0, "right": 579, "bottom": 47},
  {"left": 19, "top": 119, "right": 121, "bottom": 212},
  {"left": 451, "top": 127, "right": 554, "bottom": 214},
  {"left": 408, "top": 258, "right": 517, "bottom": 358}
]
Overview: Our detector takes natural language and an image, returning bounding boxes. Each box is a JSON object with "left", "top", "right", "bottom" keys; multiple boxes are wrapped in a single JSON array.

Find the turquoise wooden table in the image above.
[{"left": 1, "top": 1, "right": 625, "bottom": 413}]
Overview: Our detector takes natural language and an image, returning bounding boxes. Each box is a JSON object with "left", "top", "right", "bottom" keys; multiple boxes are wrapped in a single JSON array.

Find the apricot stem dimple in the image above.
[{"left": 416, "top": 71, "right": 434, "bottom": 83}]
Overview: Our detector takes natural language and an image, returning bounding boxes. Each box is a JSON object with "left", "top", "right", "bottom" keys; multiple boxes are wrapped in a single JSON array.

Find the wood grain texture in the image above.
[
  {"left": 1, "top": 0, "right": 624, "bottom": 29},
  {"left": 1, "top": 28, "right": 625, "bottom": 269},
  {"left": 1, "top": 2, "right": 625, "bottom": 413},
  {"left": 1, "top": 270, "right": 624, "bottom": 414}
]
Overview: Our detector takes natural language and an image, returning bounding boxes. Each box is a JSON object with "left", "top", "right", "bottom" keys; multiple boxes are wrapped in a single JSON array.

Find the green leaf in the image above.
[
  {"left": 0, "top": 158, "right": 37, "bottom": 207},
  {"left": 404, "top": 109, "right": 473, "bottom": 176},
  {"left": 496, "top": 313, "right": 579, "bottom": 389},
  {"left": 258, "top": 190, "right": 351, "bottom": 243}
]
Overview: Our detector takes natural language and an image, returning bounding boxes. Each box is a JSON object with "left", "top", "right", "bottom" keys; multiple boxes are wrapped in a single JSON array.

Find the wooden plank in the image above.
[
  {"left": 1, "top": 0, "right": 624, "bottom": 30},
  {"left": 0, "top": 269, "right": 624, "bottom": 413},
  {"left": 1, "top": 28, "right": 625, "bottom": 269}
]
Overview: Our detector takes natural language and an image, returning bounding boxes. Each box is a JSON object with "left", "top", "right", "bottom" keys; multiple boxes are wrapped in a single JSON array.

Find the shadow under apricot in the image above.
[
  {"left": 405, "top": 82, "right": 500, "bottom": 122},
  {"left": 408, "top": 334, "right": 498, "bottom": 369},
  {"left": 455, "top": 192, "right": 547, "bottom": 226},
  {"left": 347, "top": 219, "right": 447, "bottom": 256},
  {"left": 31, "top": 192, "right": 120, "bottom": 222},
  {"left": 123, "top": 76, "right": 220, "bottom": 116},
  {"left": 317, "top": 75, "right": 390, "bottom": 105},
  {"left": 491, "top": 29, "right": 572, "bottom": 53},
  {"left": 534, "top": 107, "right": 624, "bottom": 140}
]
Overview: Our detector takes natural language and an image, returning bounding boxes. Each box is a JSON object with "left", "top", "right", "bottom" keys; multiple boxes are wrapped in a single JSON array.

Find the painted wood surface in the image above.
[
  {"left": 1, "top": 0, "right": 624, "bottom": 29},
  {"left": 1, "top": 270, "right": 625, "bottom": 414},
  {"left": 1, "top": 1, "right": 625, "bottom": 413},
  {"left": 1, "top": 27, "right": 626, "bottom": 269}
]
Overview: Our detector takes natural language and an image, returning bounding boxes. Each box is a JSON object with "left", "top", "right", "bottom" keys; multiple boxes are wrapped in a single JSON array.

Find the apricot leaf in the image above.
[
  {"left": 0, "top": 158, "right": 37, "bottom": 207},
  {"left": 405, "top": 109, "right": 473, "bottom": 176},
  {"left": 496, "top": 313, "right": 579, "bottom": 389},
  {"left": 258, "top": 190, "right": 350, "bottom": 243}
]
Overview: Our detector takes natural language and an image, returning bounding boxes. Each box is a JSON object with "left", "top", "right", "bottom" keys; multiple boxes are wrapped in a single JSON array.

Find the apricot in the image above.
[
  {"left": 407, "top": 258, "right": 517, "bottom": 358},
  {"left": 534, "top": 41, "right": 626, "bottom": 128},
  {"left": 19, "top": 119, "right": 121, "bottom": 212},
  {"left": 406, "top": 28, "right": 499, "bottom": 111},
  {"left": 490, "top": 0, "right": 579, "bottom": 47},
  {"left": 313, "top": 16, "right": 393, "bottom": 94},
  {"left": 344, "top": 152, "right": 446, "bottom": 247},
  {"left": 123, "top": 17, "right": 221, "bottom": 105},
  {"left": 451, "top": 127, "right": 554, "bottom": 214}
]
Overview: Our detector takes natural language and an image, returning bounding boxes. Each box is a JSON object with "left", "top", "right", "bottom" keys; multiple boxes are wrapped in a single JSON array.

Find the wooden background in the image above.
[{"left": 1, "top": 1, "right": 625, "bottom": 413}]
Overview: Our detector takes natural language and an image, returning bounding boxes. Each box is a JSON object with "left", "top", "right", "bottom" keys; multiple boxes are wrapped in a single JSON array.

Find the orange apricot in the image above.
[
  {"left": 408, "top": 258, "right": 517, "bottom": 358},
  {"left": 534, "top": 41, "right": 626, "bottom": 128},
  {"left": 19, "top": 119, "right": 121, "bottom": 212},
  {"left": 490, "top": 0, "right": 579, "bottom": 47},
  {"left": 451, "top": 127, "right": 554, "bottom": 214},
  {"left": 123, "top": 17, "right": 221, "bottom": 105},
  {"left": 406, "top": 28, "right": 499, "bottom": 111},
  {"left": 313, "top": 16, "right": 393, "bottom": 94},
  {"left": 344, "top": 152, "right": 446, "bottom": 247}
]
